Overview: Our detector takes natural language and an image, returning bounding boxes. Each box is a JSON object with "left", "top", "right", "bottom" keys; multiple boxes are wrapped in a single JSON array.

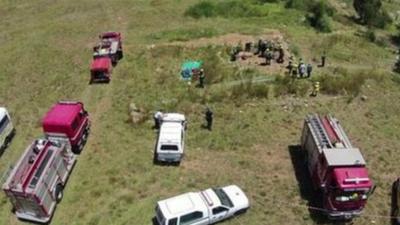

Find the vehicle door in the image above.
[
  {"left": 178, "top": 211, "right": 208, "bottom": 225},
  {"left": 209, "top": 206, "right": 229, "bottom": 224}
]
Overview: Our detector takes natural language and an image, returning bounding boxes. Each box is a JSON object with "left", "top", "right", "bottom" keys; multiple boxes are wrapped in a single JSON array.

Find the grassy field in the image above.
[{"left": 0, "top": 0, "right": 400, "bottom": 224}]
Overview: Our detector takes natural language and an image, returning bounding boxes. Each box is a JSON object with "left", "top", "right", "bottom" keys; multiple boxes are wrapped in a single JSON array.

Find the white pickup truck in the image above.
[
  {"left": 155, "top": 185, "right": 249, "bottom": 225},
  {"left": 155, "top": 113, "right": 186, "bottom": 163},
  {"left": 0, "top": 107, "right": 15, "bottom": 151}
]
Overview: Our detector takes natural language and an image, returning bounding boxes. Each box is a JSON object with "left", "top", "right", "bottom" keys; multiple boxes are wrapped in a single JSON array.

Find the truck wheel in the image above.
[
  {"left": 54, "top": 184, "right": 64, "bottom": 203},
  {"left": 234, "top": 208, "right": 248, "bottom": 216},
  {"left": 72, "top": 144, "right": 82, "bottom": 154}
]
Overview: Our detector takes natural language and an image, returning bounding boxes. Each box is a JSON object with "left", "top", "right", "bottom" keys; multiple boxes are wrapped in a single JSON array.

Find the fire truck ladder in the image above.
[
  {"left": 326, "top": 115, "right": 353, "bottom": 148},
  {"left": 308, "top": 115, "right": 333, "bottom": 149}
]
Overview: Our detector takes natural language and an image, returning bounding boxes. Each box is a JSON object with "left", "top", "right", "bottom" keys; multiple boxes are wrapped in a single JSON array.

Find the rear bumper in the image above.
[
  {"left": 91, "top": 76, "right": 110, "bottom": 82},
  {"left": 326, "top": 209, "right": 362, "bottom": 220},
  {"left": 157, "top": 157, "right": 181, "bottom": 162},
  {"left": 16, "top": 211, "right": 51, "bottom": 223}
]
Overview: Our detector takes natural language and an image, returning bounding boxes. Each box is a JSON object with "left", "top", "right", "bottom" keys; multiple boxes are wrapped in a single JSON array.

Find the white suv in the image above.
[{"left": 155, "top": 113, "right": 186, "bottom": 163}]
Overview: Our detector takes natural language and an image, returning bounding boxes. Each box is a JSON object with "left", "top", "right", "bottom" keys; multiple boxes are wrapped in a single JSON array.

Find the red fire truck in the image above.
[
  {"left": 301, "top": 114, "right": 374, "bottom": 220},
  {"left": 2, "top": 101, "right": 90, "bottom": 223},
  {"left": 42, "top": 101, "right": 90, "bottom": 154},
  {"left": 3, "top": 139, "right": 76, "bottom": 223},
  {"left": 90, "top": 57, "right": 112, "bottom": 83},
  {"left": 93, "top": 31, "right": 123, "bottom": 65},
  {"left": 90, "top": 32, "right": 123, "bottom": 84}
]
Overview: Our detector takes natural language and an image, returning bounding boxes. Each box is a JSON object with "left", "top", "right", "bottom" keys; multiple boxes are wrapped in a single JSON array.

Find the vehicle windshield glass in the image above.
[
  {"left": 212, "top": 188, "right": 233, "bottom": 208},
  {"left": 156, "top": 206, "right": 165, "bottom": 224},
  {"left": 160, "top": 145, "right": 179, "bottom": 151}
]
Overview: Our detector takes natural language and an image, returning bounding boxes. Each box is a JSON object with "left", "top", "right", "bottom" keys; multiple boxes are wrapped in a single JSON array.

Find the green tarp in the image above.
[{"left": 181, "top": 60, "right": 203, "bottom": 80}]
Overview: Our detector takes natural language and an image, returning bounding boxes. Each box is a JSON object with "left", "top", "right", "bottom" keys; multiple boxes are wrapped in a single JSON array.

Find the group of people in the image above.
[
  {"left": 254, "top": 39, "right": 285, "bottom": 65},
  {"left": 153, "top": 108, "right": 213, "bottom": 131},
  {"left": 230, "top": 39, "right": 285, "bottom": 66},
  {"left": 287, "top": 58, "right": 313, "bottom": 78}
]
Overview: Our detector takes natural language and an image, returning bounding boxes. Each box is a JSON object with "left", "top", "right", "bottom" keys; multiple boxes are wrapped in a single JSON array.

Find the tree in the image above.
[
  {"left": 307, "top": 1, "right": 332, "bottom": 32},
  {"left": 353, "top": 0, "right": 391, "bottom": 28}
]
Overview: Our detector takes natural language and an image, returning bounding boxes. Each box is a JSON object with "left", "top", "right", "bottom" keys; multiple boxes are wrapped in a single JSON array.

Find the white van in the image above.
[
  {"left": 0, "top": 107, "right": 15, "bottom": 151},
  {"left": 155, "top": 113, "right": 186, "bottom": 163}
]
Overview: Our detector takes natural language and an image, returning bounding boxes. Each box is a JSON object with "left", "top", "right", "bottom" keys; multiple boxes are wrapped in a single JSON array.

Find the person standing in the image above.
[
  {"left": 205, "top": 108, "right": 213, "bottom": 131},
  {"left": 277, "top": 46, "right": 284, "bottom": 63},
  {"left": 154, "top": 110, "right": 163, "bottom": 129},
  {"left": 311, "top": 81, "right": 320, "bottom": 97},
  {"left": 299, "top": 62, "right": 306, "bottom": 78},
  {"left": 321, "top": 51, "right": 326, "bottom": 67},
  {"left": 287, "top": 60, "right": 293, "bottom": 76},
  {"left": 199, "top": 69, "right": 205, "bottom": 88},
  {"left": 306, "top": 64, "right": 313, "bottom": 78},
  {"left": 265, "top": 48, "right": 273, "bottom": 65}
]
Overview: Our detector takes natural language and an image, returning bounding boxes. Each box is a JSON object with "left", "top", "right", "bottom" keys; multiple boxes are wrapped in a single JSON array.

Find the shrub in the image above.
[
  {"left": 307, "top": 1, "right": 332, "bottom": 32},
  {"left": 185, "top": 1, "right": 215, "bottom": 19},
  {"left": 365, "top": 29, "right": 376, "bottom": 42},
  {"left": 285, "top": 0, "right": 313, "bottom": 10},
  {"left": 273, "top": 76, "right": 311, "bottom": 97},
  {"left": 185, "top": 0, "right": 268, "bottom": 18},
  {"left": 353, "top": 0, "right": 392, "bottom": 28},
  {"left": 316, "top": 68, "right": 385, "bottom": 96}
]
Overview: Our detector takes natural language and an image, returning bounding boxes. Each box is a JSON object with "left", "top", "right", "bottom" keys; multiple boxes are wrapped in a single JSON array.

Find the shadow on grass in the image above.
[
  {"left": 288, "top": 145, "right": 339, "bottom": 225},
  {"left": 152, "top": 217, "right": 159, "bottom": 225},
  {"left": 391, "top": 179, "right": 400, "bottom": 225}
]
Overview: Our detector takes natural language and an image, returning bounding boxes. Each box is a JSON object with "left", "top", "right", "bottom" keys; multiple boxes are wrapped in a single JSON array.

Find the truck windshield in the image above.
[
  {"left": 156, "top": 206, "right": 166, "bottom": 225},
  {"left": 212, "top": 188, "right": 233, "bottom": 208},
  {"left": 334, "top": 191, "right": 368, "bottom": 202},
  {"left": 160, "top": 145, "right": 178, "bottom": 151}
]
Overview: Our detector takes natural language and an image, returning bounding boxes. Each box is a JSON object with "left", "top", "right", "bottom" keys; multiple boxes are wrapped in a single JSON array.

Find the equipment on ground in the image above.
[
  {"left": 301, "top": 114, "right": 374, "bottom": 220},
  {"left": 180, "top": 61, "right": 203, "bottom": 81},
  {"left": 155, "top": 185, "right": 249, "bottom": 225},
  {"left": 0, "top": 107, "right": 15, "bottom": 151}
]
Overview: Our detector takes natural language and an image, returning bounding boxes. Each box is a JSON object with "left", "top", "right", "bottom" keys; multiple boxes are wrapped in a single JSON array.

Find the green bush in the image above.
[
  {"left": 273, "top": 76, "right": 311, "bottom": 97},
  {"left": 365, "top": 29, "right": 376, "bottom": 42},
  {"left": 316, "top": 68, "right": 385, "bottom": 96},
  {"left": 229, "top": 70, "right": 270, "bottom": 99},
  {"left": 285, "top": 0, "right": 313, "bottom": 10},
  {"left": 185, "top": 1, "right": 215, "bottom": 19},
  {"left": 353, "top": 0, "right": 392, "bottom": 28},
  {"left": 307, "top": 1, "right": 332, "bottom": 32},
  {"left": 185, "top": 0, "right": 268, "bottom": 18}
]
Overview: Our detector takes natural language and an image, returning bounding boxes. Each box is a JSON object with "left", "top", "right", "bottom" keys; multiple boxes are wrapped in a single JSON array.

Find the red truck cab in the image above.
[
  {"left": 42, "top": 101, "right": 90, "bottom": 154},
  {"left": 90, "top": 57, "right": 112, "bottom": 83},
  {"left": 301, "top": 114, "right": 374, "bottom": 220}
]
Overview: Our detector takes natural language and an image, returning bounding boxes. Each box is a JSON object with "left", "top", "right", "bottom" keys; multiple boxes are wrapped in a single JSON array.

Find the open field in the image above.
[{"left": 0, "top": 0, "right": 400, "bottom": 225}]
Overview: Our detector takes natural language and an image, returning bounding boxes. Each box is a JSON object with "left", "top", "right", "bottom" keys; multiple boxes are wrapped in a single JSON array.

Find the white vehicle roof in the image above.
[
  {"left": 158, "top": 192, "right": 209, "bottom": 219},
  {"left": 0, "top": 107, "right": 8, "bottom": 120},
  {"left": 159, "top": 123, "right": 182, "bottom": 143},
  {"left": 162, "top": 113, "right": 185, "bottom": 123},
  {"left": 323, "top": 148, "right": 366, "bottom": 166}
]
